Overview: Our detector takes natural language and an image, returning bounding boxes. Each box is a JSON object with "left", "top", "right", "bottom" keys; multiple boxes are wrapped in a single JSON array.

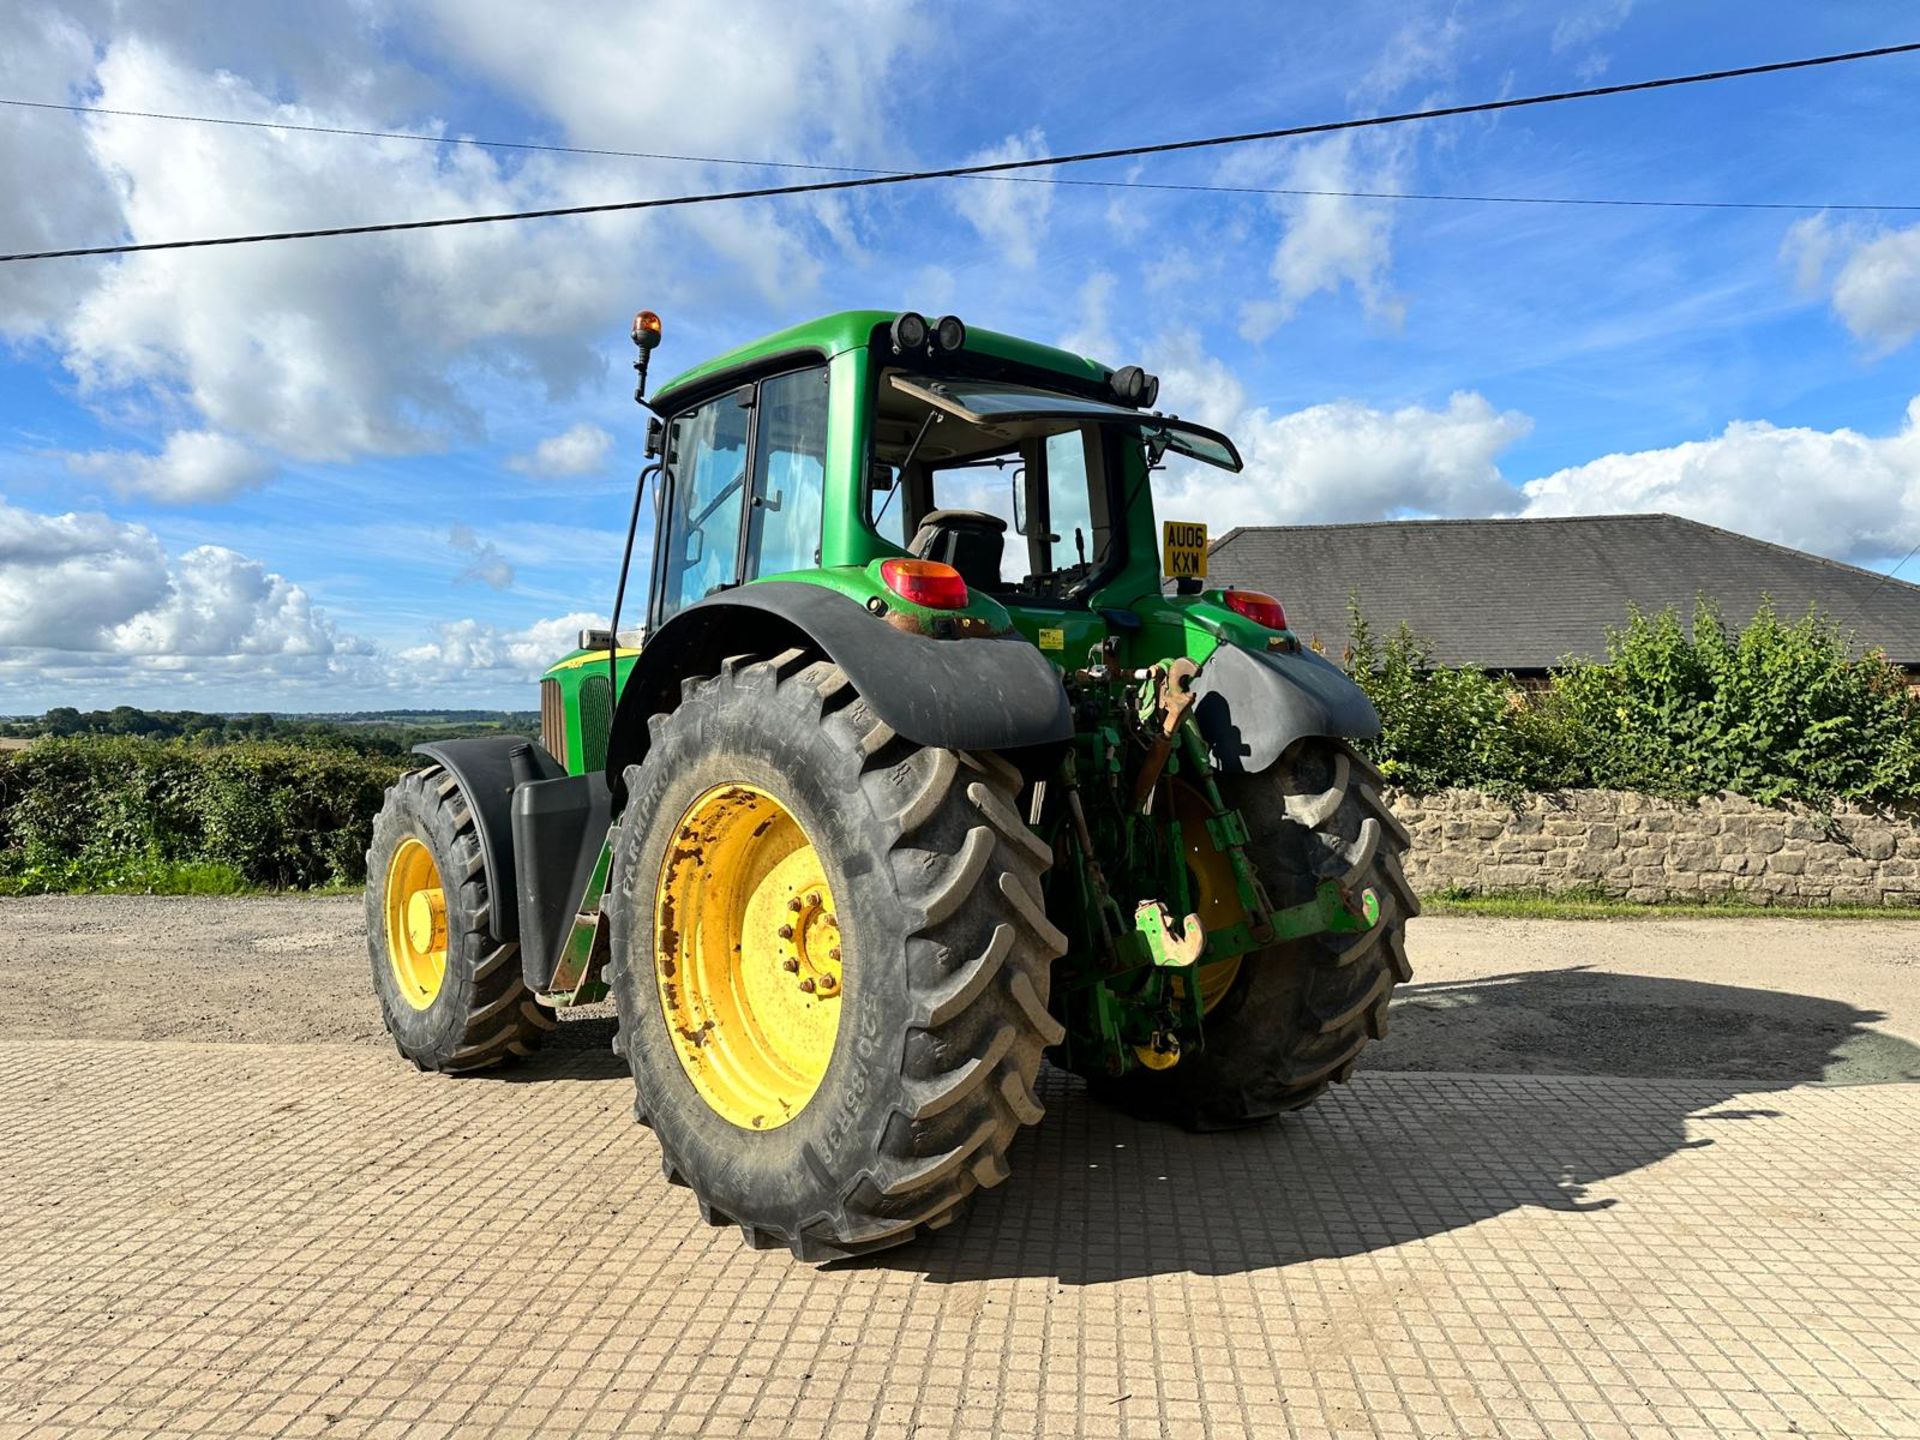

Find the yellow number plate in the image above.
[
  {"left": 1037, "top": 627, "right": 1065, "bottom": 651},
  {"left": 1162, "top": 520, "right": 1209, "bottom": 580}
]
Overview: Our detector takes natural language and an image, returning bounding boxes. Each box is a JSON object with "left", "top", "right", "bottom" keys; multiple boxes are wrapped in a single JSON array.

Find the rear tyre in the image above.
[
  {"left": 1092, "top": 738, "right": 1416, "bottom": 1130},
  {"left": 366, "top": 765, "right": 555, "bottom": 1072},
  {"left": 605, "top": 649, "right": 1066, "bottom": 1261}
]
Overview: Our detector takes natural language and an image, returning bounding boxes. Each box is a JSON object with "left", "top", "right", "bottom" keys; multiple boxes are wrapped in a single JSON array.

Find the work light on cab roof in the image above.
[{"left": 361, "top": 305, "right": 1413, "bottom": 1267}]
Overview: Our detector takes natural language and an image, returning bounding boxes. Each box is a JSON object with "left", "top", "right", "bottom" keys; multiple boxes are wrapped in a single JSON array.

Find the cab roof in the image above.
[{"left": 649, "top": 309, "right": 1112, "bottom": 412}]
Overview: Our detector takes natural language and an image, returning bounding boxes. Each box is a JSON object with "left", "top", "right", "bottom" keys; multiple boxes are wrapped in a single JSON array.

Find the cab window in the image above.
[
  {"left": 657, "top": 388, "right": 752, "bottom": 624},
  {"left": 655, "top": 367, "right": 829, "bottom": 623},
  {"left": 747, "top": 368, "right": 829, "bottom": 577}
]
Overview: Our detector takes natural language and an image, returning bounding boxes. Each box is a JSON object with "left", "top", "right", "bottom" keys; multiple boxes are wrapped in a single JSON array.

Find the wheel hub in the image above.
[
  {"left": 383, "top": 836, "right": 448, "bottom": 1011},
  {"left": 654, "top": 784, "right": 844, "bottom": 1130}
]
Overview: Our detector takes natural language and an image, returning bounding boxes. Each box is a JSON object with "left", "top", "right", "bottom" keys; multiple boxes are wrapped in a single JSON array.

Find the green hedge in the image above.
[
  {"left": 0, "top": 738, "right": 404, "bottom": 892},
  {"left": 1347, "top": 599, "right": 1920, "bottom": 804},
  {"left": 3, "top": 597, "right": 1911, "bottom": 894}
]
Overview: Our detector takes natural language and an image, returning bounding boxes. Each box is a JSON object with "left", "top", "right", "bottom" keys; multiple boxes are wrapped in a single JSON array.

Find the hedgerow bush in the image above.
[
  {"left": 2, "top": 595, "right": 1913, "bottom": 895},
  {"left": 0, "top": 738, "right": 404, "bottom": 893},
  {"left": 1347, "top": 598, "right": 1920, "bottom": 805}
]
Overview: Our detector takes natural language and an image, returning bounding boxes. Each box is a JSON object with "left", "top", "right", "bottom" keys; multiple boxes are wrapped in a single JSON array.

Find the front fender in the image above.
[
  {"left": 605, "top": 582, "right": 1074, "bottom": 793},
  {"left": 411, "top": 736, "right": 565, "bottom": 942},
  {"left": 1189, "top": 643, "right": 1379, "bottom": 775}
]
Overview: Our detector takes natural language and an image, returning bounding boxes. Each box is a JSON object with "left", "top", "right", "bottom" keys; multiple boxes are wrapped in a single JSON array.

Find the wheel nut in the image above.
[
  {"left": 787, "top": 896, "right": 803, "bottom": 913},
  {"left": 782, "top": 958, "right": 800, "bottom": 973},
  {"left": 818, "top": 974, "right": 837, "bottom": 992},
  {"left": 829, "top": 947, "right": 841, "bottom": 962},
  {"left": 799, "top": 978, "right": 816, "bottom": 994},
  {"left": 806, "top": 893, "right": 821, "bottom": 907},
  {"left": 822, "top": 914, "right": 836, "bottom": 928},
  {"left": 777, "top": 924, "right": 794, "bottom": 940}
]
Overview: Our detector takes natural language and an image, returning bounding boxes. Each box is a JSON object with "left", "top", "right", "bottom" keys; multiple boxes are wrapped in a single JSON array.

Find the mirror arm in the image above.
[{"left": 608, "top": 460, "right": 663, "bottom": 697}]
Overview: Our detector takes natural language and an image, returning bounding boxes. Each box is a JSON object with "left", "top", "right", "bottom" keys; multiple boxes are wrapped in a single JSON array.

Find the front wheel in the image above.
[
  {"left": 366, "top": 765, "right": 555, "bottom": 1071},
  {"left": 1092, "top": 738, "right": 1417, "bottom": 1129},
  {"left": 605, "top": 649, "right": 1066, "bottom": 1261}
]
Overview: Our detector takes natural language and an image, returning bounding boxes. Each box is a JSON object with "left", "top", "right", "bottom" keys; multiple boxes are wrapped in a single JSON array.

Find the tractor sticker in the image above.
[
  {"left": 1162, "top": 520, "right": 1208, "bottom": 579},
  {"left": 1037, "top": 627, "right": 1065, "bottom": 651}
]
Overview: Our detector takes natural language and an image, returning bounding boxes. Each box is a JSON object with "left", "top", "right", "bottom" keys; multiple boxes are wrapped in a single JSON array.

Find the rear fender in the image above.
[
  {"left": 604, "top": 581, "right": 1074, "bottom": 799},
  {"left": 1189, "top": 643, "right": 1379, "bottom": 775}
]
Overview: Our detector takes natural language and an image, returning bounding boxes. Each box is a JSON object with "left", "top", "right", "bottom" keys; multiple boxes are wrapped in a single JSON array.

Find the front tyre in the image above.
[
  {"left": 366, "top": 765, "right": 555, "bottom": 1071},
  {"left": 606, "top": 649, "right": 1066, "bottom": 1262},
  {"left": 1095, "top": 738, "right": 1417, "bottom": 1129}
]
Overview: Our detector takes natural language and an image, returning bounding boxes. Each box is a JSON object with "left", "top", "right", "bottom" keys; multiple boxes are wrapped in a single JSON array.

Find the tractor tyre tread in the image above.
[
  {"left": 365, "top": 764, "right": 551, "bottom": 1073},
  {"left": 605, "top": 652, "right": 1064, "bottom": 1262},
  {"left": 1090, "top": 738, "right": 1415, "bottom": 1131}
]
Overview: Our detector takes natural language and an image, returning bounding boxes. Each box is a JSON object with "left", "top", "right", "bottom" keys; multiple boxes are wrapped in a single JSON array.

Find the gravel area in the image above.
[{"left": 2, "top": 894, "right": 1916, "bottom": 1083}]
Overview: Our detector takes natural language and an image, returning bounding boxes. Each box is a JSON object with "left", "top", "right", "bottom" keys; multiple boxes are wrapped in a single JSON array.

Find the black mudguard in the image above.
[
  {"left": 411, "top": 737, "right": 565, "bottom": 943},
  {"left": 510, "top": 771, "right": 613, "bottom": 993},
  {"left": 1189, "top": 643, "right": 1380, "bottom": 775},
  {"left": 604, "top": 581, "right": 1074, "bottom": 792}
]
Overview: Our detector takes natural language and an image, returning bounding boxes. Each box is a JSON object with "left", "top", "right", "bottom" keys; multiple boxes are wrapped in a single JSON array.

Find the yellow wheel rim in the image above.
[
  {"left": 655, "top": 783, "right": 843, "bottom": 1131},
  {"left": 1173, "top": 782, "right": 1245, "bottom": 1013},
  {"left": 384, "top": 836, "right": 447, "bottom": 1010}
]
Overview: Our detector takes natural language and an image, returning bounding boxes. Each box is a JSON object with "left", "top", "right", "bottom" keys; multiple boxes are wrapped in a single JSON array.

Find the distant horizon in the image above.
[{"left": 5, "top": 6, "right": 1919, "bottom": 712}]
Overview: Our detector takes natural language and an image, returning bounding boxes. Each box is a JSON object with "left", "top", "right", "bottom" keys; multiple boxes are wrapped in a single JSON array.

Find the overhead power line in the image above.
[
  {"left": 3, "top": 40, "right": 1915, "bottom": 264},
  {"left": 7, "top": 93, "right": 1918, "bottom": 217}
]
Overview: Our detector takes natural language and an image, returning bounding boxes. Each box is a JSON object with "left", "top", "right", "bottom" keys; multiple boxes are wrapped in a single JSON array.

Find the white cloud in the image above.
[
  {"left": 1155, "top": 388, "right": 1530, "bottom": 531},
  {"left": 506, "top": 423, "right": 615, "bottom": 478},
  {"left": 1785, "top": 215, "right": 1920, "bottom": 356},
  {"left": 0, "top": 496, "right": 361, "bottom": 668},
  {"left": 1362, "top": 16, "right": 1464, "bottom": 98},
  {"left": 0, "top": 11, "right": 121, "bottom": 338},
  {"left": 411, "top": 0, "right": 917, "bottom": 163},
  {"left": 107, "top": 545, "right": 358, "bottom": 659},
  {"left": 1226, "top": 16, "right": 1462, "bottom": 341},
  {"left": 1058, "top": 273, "right": 1117, "bottom": 360},
  {"left": 399, "top": 612, "right": 603, "bottom": 680},
  {"left": 0, "top": 499, "right": 170, "bottom": 649},
  {"left": 1519, "top": 398, "right": 1920, "bottom": 562},
  {"left": 1239, "top": 137, "right": 1405, "bottom": 341},
  {"left": 448, "top": 522, "right": 515, "bottom": 590},
  {"left": 949, "top": 129, "right": 1052, "bottom": 270},
  {"left": 0, "top": 493, "right": 618, "bottom": 707},
  {"left": 65, "top": 430, "right": 273, "bottom": 504},
  {"left": 1151, "top": 330, "right": 1248, "bottom": 433},
  {"left": 8, "top": 5, "right": 920, "bottom": 480}
]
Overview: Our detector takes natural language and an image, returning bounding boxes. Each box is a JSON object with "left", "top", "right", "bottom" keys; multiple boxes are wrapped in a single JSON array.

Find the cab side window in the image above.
[
  {"left": 654, "top": 367, "right": 830, "bottom": 625},
  {"left": 747, "top": 368, "right": 829, "bottom": 578},
  {"left": 657, "top": 389, "right": 752, "bottom": 624}
]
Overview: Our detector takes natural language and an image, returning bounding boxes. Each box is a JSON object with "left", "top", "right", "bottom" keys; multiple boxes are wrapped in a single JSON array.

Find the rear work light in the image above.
[
  {"left": 1222, "top": 589, "right": 1288, "bottom": 630},
  {"left": 880, "top": 558, "right": 969, "bottom": 610}
]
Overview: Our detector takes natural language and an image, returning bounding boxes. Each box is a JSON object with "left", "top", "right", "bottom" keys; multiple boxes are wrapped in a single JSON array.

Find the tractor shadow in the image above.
[
  {"left": 880, "top": 968, "right": 1920, "bottom": 1286},
  {"left": 504, "top": 1009, "right": 628, "bottom": 1082}
]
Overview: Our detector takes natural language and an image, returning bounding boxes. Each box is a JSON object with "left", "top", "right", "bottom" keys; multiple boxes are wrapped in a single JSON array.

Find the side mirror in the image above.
[{"left": 1011, "top": 468, "right": 1029, "bottom": 535}]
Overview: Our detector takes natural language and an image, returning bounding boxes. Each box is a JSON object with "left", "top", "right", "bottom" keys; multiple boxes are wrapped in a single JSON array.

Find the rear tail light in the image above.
[
  {"left": 880, "top": 558, "right": 970, "bottom": 610},
  {"left": 1222, "top": 589, "right": 1288, "bottom": 630}
]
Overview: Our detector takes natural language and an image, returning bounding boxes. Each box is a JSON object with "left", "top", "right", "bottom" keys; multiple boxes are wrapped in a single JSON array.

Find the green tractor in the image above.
[{"left": 366, "top": 308, "right": 1414, "bottom": 1260}]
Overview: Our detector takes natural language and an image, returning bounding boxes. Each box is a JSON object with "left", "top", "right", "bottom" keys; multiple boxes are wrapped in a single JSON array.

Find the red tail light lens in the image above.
[
  {"left": 1222, "top": 589, "right": 1288, "bottom": 630},
  {"left": 881, "top": 558, "right": 969, "bottom": 610}
]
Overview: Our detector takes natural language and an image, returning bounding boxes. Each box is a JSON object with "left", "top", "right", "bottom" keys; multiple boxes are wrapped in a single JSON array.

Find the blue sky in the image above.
[{"left": 2, "top": 1, "right": 1918, "bottom": 711}]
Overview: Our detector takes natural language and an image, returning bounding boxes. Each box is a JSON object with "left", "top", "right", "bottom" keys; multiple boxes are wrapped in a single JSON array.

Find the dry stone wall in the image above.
[{"left": 1386, "top": 789, "right": 1920, "bottom": 907}]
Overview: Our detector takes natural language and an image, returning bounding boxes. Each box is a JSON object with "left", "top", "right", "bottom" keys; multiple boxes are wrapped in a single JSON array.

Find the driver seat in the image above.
[{"left": 908, "top": 508, "right": 1006, "bottom": 591}]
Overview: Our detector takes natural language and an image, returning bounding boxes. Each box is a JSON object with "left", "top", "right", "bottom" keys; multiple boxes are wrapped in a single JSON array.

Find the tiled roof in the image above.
[{"left": 1204, "top": 513, "right": 1920, "bottom": 669}]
